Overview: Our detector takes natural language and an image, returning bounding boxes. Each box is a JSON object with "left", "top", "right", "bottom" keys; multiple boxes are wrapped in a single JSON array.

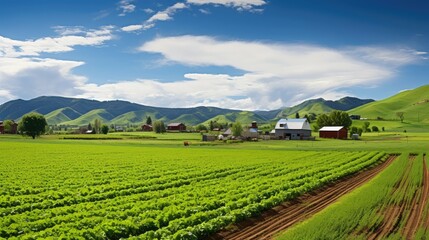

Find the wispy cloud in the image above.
[
  {"left": 121, "top": 0, "right": 266, "bottom": 33},
  {"left": 118, "top": 0, "right": 136, "bottom": 16},
  {"left": 144, "top": 8, "right": 155, "bottom": 14},
  {"left": 0, "top": 26, "right": 115, "bottom": 57},
  {"left": 122, "top": 2, "right": 188, "bottom": 32},
  {"left": 187, "top": 0, "right": 266, "bottom": 11},
  {"left": 121, "top": 24, "right": 143, "bottom": 32}
]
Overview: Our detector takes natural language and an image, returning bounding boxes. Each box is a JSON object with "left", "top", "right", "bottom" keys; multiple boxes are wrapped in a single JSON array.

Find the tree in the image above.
[
  {"left": 329, "top": 110, "right": 352, "bottom": 128},
  {"left": 372, "top": 126, "right": 379, "bottom": 132},
  {"left": 18, "top": 113, "right": 47, "bottom": 139},
  {"left": 315, "top": 113, "right": 331, "bottom": 130},
  {"left": 231, "top": 122, "right": 243, "bottom": 137},
  {"left": 295, "top": 112, "right": 300, "bottom": 118},
  {"left": 357, "top": 128, "right": 363, "bottom": 136},
  {"left": 196, "top": 124, "right": 208, "bottom": 132},
  {"left": 146, "top": 116, "right": 152, "bottom": 125},
  {"left": 349, "top": 126, "right": 358, "bottom": 138},
  {"left": 363, "top": 121, "right": 370, "bottom": 132},
  {"left": 3, "top": 120, "right": 15, "bottom": 134},
  {"left": 153, "top": 121, "right": 166, "bottom": 133},
  {"left": 396, "top": 112, "right": 405, "bottom": 123},
  {"left": 209, "top": 121, "right": 214, "bottom": 131},
  {"left": 101, "top": 125, "right": 109, "bottom": 134},
  {"left": 87, "top": 123, "right": 93, "bottom": 131},
  {"left": 93, "top": 119, "right": 102, "bottom": 134}
]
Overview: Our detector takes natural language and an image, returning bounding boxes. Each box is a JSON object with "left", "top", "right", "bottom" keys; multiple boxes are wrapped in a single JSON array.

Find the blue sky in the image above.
[{"left": 0, "top": 0, "right": 428, "bottom": 110}]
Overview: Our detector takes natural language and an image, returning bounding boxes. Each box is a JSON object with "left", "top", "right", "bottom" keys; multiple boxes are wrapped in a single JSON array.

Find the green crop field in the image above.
[
  {"left": 0, "top": 135, "right": 388, "bottom": 239},
  {"left": 276, "top": 153, "right": 429, "bottom": 240},
  {"left": 1, "top": 130, "right": 429, "bottom": 239}
]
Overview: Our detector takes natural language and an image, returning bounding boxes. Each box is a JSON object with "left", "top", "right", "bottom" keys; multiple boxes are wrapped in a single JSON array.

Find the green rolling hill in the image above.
[
  {"left": 277, "top": 97, "right": 374, "bottom": 119},
  {"left": 0, "top": 95, "right": 374, "bottom": 126},
  {"left": 62, "top": 109, "right": 115, "bottom": 126},
  {"left": 349, "top": 85, "right": 429, "bottom": 123}
]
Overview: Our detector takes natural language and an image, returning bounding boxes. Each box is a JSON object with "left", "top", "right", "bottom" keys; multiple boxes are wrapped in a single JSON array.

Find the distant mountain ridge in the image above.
[{"left": 0, "top": 95, "right": 374, "bottom": 126}]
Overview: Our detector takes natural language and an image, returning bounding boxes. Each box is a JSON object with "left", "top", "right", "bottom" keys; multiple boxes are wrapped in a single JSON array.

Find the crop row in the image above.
[
  {"left": 0, "top": 141, "right": 387, "bottom": 239},
  {"left": 277, "top": 153, "right": 428, "bottom": 240}
]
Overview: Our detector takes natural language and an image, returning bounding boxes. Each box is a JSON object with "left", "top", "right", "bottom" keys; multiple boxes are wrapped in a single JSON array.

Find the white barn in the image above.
[{"left": 274, "top": 118, "right": 312, "bottom": 140}]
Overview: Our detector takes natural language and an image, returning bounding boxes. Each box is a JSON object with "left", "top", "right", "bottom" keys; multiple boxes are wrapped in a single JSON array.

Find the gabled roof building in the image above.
[{"left": 274, "top": 118, "right": 312, "bottom": 140}]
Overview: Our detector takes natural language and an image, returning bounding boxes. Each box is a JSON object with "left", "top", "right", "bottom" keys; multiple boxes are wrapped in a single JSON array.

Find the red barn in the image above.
[
  {"left": 0, "top": 121, "right": 18, "bottom": 134},
  {"left": 319, "top": 126, "right": 348, "bottom": 139},
  {"left": 141, "top": 124, "right": 153, "bottom": 131},
  {"left": 167, "top": 123, "right": 186, "bottom": 132}
]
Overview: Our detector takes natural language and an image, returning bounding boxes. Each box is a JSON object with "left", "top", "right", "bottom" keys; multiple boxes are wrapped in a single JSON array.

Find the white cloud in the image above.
[
  {"left": 144, "top": 8, "right": 155, "bottom": 14},
  {"left": 143, "top": 3, "right": 188, "bottom": 30},
  {"left": 0, "top": 57, "right": 86, "bottom": 103},
  {"left": 120, "top": 0, "right": 265, "bottom": 33},
  {"left": 120, "top": 2, "right": 188, "bottom": 32},
  {"left": 134, "top": 35, "right": 421, "bottom": 109},
  {"left": 0, "top": 31, "right": 422, "bottom": 110},
  {"left": 199, "top": 9, "right": 211, "bottom": 14},
  {"left": 118, "top": 0, "right": 136, "bottom": 16},
  {"left": 0, "top": 26, "right": 115, "bottom": 57},
  {"left": 187, "top": 0, "right": 266, "bottom": 10},
  {"left": 121, "top": 24, "right": 143, "bottom": 32}
]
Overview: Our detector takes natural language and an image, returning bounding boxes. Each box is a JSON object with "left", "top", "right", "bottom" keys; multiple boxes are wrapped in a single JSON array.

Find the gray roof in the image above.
[
  {"left": 275, "top": 118, "right": 311, "bottom": 130},
  {"left": 168, "top": 123, "right": 185, "bottom": 127}
]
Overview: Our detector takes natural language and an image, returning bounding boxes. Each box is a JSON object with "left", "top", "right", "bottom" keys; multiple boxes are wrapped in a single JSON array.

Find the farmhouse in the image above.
[
  {"left": 274, "top": 118, "right": 312, "bottom": 140},
  {"left": 319, "top": 126, "right": 348, "bottom": 139},
  {"left": 242, "top": 121, "right": 259, "bottom": 140},
  {"left": 0, "top": 120, "right": 18, "bottom": 134},
  {"left": 167, "top": 123, "right": 186, "bottom": 132},
  {"left": 141, "top": 124, "right": 153, "bottom": 131}
]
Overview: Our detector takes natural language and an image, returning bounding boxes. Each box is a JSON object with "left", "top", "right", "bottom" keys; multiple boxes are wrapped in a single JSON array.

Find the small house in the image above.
[
  {"left": 242, "top": 121, "right": 259, "bottom": 140},
  {"left": 319, "top": 126, "right": 348, "bottom": 139},
  {"left": 142, "top": 124, "right": 153, "bottom": 131},
  {"left": 274, "top": 118, "right": 312, "bottom": 140},
  {"left": 222, "top": 128, "right": 232, "bottom": 137},
  {"left": 167, "top": 123, "right": 186, "bottom": 132},
  {"left": 0, "top": 120, "right": 18, "bottom": 134}
]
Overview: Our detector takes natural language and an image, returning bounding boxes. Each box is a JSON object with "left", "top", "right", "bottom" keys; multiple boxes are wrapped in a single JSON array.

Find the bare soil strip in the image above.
[
  {"left": 209, "top": 155, "right": 397, "bottom": 240},
  {"left": 421, "top": 156, "right": 429, "bottom": 229},
  {"left": 368, "top": 155, "right": 414, "bottom": 240},
  {"left": 403, "top": 156, "right": 428, "bottom": 239}
]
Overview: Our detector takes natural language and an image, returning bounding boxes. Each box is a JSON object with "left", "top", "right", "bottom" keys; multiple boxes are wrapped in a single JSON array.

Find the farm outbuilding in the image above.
[
  {"left": 319, "top": 126, "right": 348, "bottom": 139},
  {"left": 141, "top": 124, "right": 153, "bottom": 131},
  {"left": 0, "top": 120, "right": 18, "bottom": 134},
  {"left": 242, "top": 121, "right": 259, "bottom": 140},
  {"left": 167, "top": 123, "right": 186, "bottom": 132},
  {"left": 274, "top": 118, "right": 312, "bottom": 140}
]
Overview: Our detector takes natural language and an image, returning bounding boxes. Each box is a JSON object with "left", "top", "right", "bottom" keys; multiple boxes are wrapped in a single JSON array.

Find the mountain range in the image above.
[{"left": 0, "top": 95, "right": 373, "bottom": 126}]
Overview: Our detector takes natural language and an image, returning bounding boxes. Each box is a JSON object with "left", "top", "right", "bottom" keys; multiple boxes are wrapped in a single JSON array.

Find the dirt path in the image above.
[
  {"left": 403, "top": 155, "right": 428, "bottom": 239},
  {"left": 423, "top": 156, "right": 429, "bottom": 229},
  {"left": 368, "top": 155, "right": 415, "bottom": 240},
  {"left": 209, "top": 155, "right": 397, "bottom": 240}
]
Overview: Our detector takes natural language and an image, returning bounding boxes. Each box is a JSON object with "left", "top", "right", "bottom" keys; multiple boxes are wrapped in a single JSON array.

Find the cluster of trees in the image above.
[{"left": 314, "top": 111, "right": 352, "bottom": 131}]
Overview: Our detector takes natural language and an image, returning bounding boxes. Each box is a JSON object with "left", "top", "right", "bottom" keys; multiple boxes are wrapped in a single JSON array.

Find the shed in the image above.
[
  {"left": 222, "top": 128, "right": 232, "bottom": 137},
  {"left": 141, "top": 124, "right": 153, "bottom": 132},
  {"left": 0, "top": 120, "right": 18, "bottom": 134},
  {"left": 167, "top": 123, "right": 186, "bottom": 132},
  {"left": 319, "top": 126, "right": 348, "bottom": 139},
  {"left": 274, "top": 118, "right": 312, "bottom": 140}
]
